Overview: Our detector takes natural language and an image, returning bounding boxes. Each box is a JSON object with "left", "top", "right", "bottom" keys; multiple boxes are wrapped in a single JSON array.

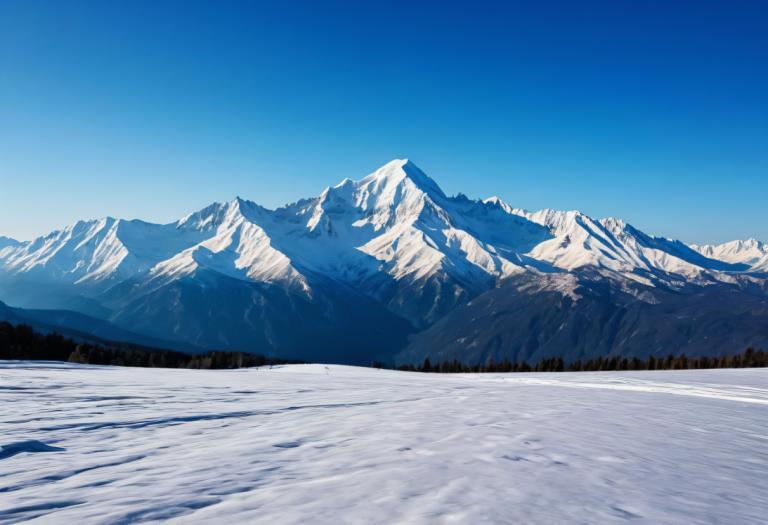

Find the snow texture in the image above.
[{"left": 1, "top": 361, "right": 767, "bottom": 524}]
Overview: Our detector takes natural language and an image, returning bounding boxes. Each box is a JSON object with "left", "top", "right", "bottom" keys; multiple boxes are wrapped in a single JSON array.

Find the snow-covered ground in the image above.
[{"left": 1, "top": 362, "right": 767, "bottom": 524}]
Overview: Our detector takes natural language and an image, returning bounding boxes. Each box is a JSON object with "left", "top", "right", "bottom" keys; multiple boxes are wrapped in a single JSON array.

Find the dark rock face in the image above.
[{"left": 398, "top": 271, "right": 768, "bottom": 365}]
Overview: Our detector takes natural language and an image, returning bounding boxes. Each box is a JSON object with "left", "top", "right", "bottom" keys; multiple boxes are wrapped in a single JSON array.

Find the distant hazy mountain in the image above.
[
  {"left": 691, "top": 239, "right": 768, "bottom": 268},
  {"left": 1, "top": 159, "right": 766, "bottom": 364},
  {"left": 0, "top": 236, "right": 19, "bottom": 250}
]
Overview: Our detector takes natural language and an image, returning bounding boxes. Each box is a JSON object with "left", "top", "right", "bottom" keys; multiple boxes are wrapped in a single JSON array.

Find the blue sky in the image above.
[{"left": 1, "top": 1, "right": 766, "bottom": 243}]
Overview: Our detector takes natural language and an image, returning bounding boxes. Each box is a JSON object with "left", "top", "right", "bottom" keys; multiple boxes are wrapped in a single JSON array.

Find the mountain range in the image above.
[{"left": 2, "top": 159, "right": 767, "bottom": 365}]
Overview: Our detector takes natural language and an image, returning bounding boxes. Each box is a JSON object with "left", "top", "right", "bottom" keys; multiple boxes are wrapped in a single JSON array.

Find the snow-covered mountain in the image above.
[
  {"left": 691, "top": 239, "right": 768, "bottom": 268},
  {"left": 0, "top": 236, "right": 19, "bottom": 251},
  {"left": 484, "top": 199, "right": 748, "bottom": 280},
  {"left": 1, "top": 159, "right": 767, "bottom": 363}
]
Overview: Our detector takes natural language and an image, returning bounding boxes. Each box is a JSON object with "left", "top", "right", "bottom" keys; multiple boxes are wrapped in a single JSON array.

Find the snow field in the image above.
[{"left": 1, "top": 362, "right": 767, "bottom": 524}]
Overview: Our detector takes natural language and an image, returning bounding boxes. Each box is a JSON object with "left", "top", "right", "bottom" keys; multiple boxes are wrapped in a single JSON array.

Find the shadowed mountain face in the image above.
[
  {"left": 397, "top": 271, "right": 768, "bottom": 365},
  {"left": 1, "top": 159, "right": 767, "bottom": 364},
  {"left": 102, "top": 270, "right": 413, "bottom": 365},
  {"left": 0, "top": 300, "right": 202, "bottom": 353},
  {"left": 0, "top": 236, "right": 18, "bottom": 250}
]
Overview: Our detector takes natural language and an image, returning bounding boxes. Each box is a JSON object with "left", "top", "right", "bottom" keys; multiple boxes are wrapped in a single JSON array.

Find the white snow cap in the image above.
[{"left": 0, "top": 158, "right": 764, "bottom": 296}]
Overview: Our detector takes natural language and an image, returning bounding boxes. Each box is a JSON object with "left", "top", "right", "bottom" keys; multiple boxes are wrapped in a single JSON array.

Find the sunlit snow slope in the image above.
[{"left": 1, "top": 362, "right": 767, "bottom": 524}]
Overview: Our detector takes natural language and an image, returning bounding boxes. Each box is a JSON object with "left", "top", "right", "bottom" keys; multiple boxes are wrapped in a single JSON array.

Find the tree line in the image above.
[
  {"left": 0, "top": 322, "right": 300, "bottom": 369},
  {"left": 2, "top": 321, "right": 766, "bottom": 372},
  {"left": 389, "top": 348, "right": 768, "bottom": 373}
]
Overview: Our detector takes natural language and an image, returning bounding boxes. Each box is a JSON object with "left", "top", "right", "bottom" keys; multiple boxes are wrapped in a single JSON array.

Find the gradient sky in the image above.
[{"left": 1, "top": 1, "right": 766, "bottom": 244}]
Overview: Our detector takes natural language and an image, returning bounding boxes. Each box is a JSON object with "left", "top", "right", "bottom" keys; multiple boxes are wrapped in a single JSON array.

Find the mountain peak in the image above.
[
  {"left": 229, "top": 196, "right": 255, "bottom": 214},
  {"left": 177, "top": 202, "right": 229, "bottom": 231},
  {"left": 0, "top": 236, "right": 19, "bottom": 249},
  {"left": 483, "top": 196, "right": 515, "bottom": 214},
  {"left": 361, "top": 158, "right": 446, "bottom": 200},
  {"left": 177, "top": 197, "right": 265, "bottom": 233},
  {"left": 690, "top": 237, "right": 768, "bottom": 267}
]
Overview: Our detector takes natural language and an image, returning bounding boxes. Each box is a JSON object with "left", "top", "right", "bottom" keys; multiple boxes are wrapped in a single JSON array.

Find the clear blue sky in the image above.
[{"left": 1, "top": 1, "right": 766, "bottom": 244}]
